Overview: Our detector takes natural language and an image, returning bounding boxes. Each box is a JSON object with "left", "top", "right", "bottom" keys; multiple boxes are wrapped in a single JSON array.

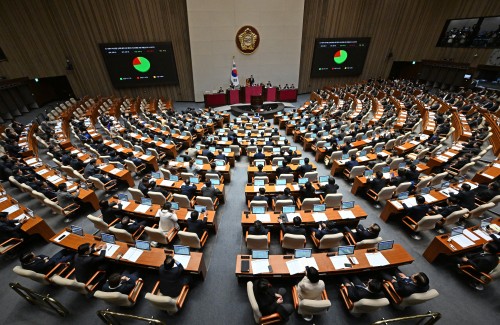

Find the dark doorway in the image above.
[
  {"left": 389, "top": 61, "right": 421, "bottom": 80},
  {"left": 28, "top": 75, "right": 75, "bottom": 107}
]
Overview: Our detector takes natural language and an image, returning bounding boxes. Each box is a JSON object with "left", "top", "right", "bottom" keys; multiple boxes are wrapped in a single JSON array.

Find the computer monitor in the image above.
[
  {"left": 421, "top": 187, "right": 431, "bottom": 194},
  {"left": 224, "top": 147, "right": 231, "bottom": 153},
  {"left": 135, "top": 240, "right": 151, "bottom": 251},
  {"left": 211, "top": 178, "right": 220, "bottom": 185},
  {"left": 190, "top": 177, "right": 199, "bottom": 184},
  {"left": 252, "top": 206, "right": 266, "bottom": 214},
  {"left": 341, "top": 201, "right": 355, "bottom": 209},
  {"left": 116, "top": 163, "right": 124, "bottom": 170},
  {"left": 441, "top": 181, "right": 450, "bottom": 189},
  {"left": 141, "top": 198, "right": 152, "bottom": 206},
  {"left": 170, "top": 202, "right": 179, "bottom": 210},
  {"left": 313, "top": 204, "right": 326, "bottom": 212},
  {"left": 70, "top": 225, "right": 84, "bottom": 236},
  {"left": 195, "top": 159, "right": 204, "bottom": 165},
  {"left": 101, "top": 233, "right": 115, "bottom": 244},
  {"left": 174, "top": 245, "right": 190, "bottom": 255},
  {"left": 277, "top": 160, "right": 283, "bottom": 166},
  {"left": 364, "top": 170, "right": 373, "bottom": 178},
  {"left": 151, "top": 172, "right": 161, "bottom": 179},
  {"left": 26, "top": 208, "right": 34, "bottom": 217},
  {"left": 254, "top": 179, "right": 265, "bottom": 186},
  {"left": 221, "top": 137, "right": 228, "bottom": 142},
  {"left": 319, "top": 176, "right": 329, "bottom": 183},
  {"left": 154, "top": 135, "right": 160, "bottom": 141},
  {"left": 118, "top": 193, "right": 128, "bottom": 201},
  {"left": 146, "top": 150, "right": 152, "bottom": 156},
  {"left": 458, "top": 176, "right": 465, "bottom": 183},
  {"left": 338, "top": 245, "right": 355, "bottom": 256},
  {"left": 194, "top": 205, "right": 207, "bottom": 213},
  {"left": 294, "top": 248, "right": 312, "bottom": 258},
  {"left": 176, "top": 157, "right": 184, "bottom": 162},
  {"left": 216, "top": 160, "right": 225, "bottom": 166},
  {"left": 375, "top": 146, "right": 383, "bottom": 153},
  {"left": 209, "top": 146, "right": 216, "bottom": 152},
  {"left": 382, "top": 166, "right": 390, "bottom": 173},
  {"left": 298, "top": 178, "right": 308, "bottom": 185},
  {"left": 377, "top": 240, "right": 394, "bottom": 251},
  {"left": 252, "top": 250, "right": 269, "bottom": 259},
  {"left": 481, "top": 217, "right": 492, "bottom": 229},
  {"left": 342, "top": 154, "right": 349, "bottom": 160},
  {"left": 282, "top": 206, "right": 296, "bottom": 214},
  {"left": 398, "top": 192, "right": 409, "bottom": 200},
  {"left": 170, "top": 175, "right": 179, "bottom": 181},
  {"left": 276, "top": 179, "right": 286, "bottom": 186},
  {"left": 359, "top": 150, "right": 366, "bottom": 157},
  {"left": 273, "top": 147, "right": 280, "bottom": 153},
  {"left": 289, "top": 146, "right": 297, "bottom": 151},
  {"left": 451, "top": 226, "right": 465, "bottom": 237},
  {"left": 399, "top": 162, "right": 407, "bottom": 169},
  {"left": 362, "top": 135, "right": 368, "bottom": 140},
  {"left": 413, "top": 159, "right": 420, "bottom": 166},
  {"left": 338, "top": 140, "right": 345, "bottom": 145}
]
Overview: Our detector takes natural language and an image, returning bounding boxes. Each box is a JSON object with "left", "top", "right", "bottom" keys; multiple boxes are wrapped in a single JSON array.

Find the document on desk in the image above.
[
  {"left": 329, "top": 255, "right": 351, "bottom": 270},
  {"left": 215, "top": 166, "right": 225, "bottom": 171},
  {"left": 338, "top": 210, "right": 355, "bottom": 219},
  {"left": 174, "top": 254, "right": 191, "bottom": 268},
  {"left": 104, "top": 244, "right": 120, "bottom": 257},
  {"left": 401, "top": 197, "right": 417, "bottom": 207},
  {"left": 286, "top": 213, "right": 302, "bottom": 219},
  {"left": 493, "top": 163, "right": 500, "bottom": 169},
  {"left": 392, "top": 201, "right": 404, "bottom": 209},
  {"left": 365, "top": 252, "right": 390, "bottom": 267},
  {"left": 358, "top": 156, "right": 369, "bottom": 162},
  {"left": 118, "top": 201, "right": 130, "bottom": 209},
  {"left": 286, "top": 257, "right": 319, "bottom": 275},
  {"left": 122, "top": 247, "right": 143, "bottom": 262},
  {"left": 451, "top": 234, "right": 474, "bottom": 248},
  {"left": 0, "top": 197, "right": 7, "bottom": 203},
  {"left": 134, "top": 204, "right": 151, "bottom": 213},
  {"left": 168, "top": 161, "right": 178, "bottom": 166},
  {"left": 274, "top": 185, "right": 286, "bottom": 192},
  {"left": 47, "top": 175, "right": 63, "bottom": 183},
  {"left": 463, "top": 229, "right": 479, "bottom": 241},
  {"left": 312, "top": 212, "right": 328, "bottom": 222},
  {"left": 253, "top": 186, "right": 265, "bottom": 192},
  {"left": 439, "top": 188, "right": 458, "bottom": 197},
  {"left": 160, "top": 180, "right": 175, "bottom": 187},
  {"left": 36, "top": 169, "right": 49, "bottom": 175},
  {"left": 255, "top": 214, "right": 271, "bottom": 222},
  {"left": 292, "top": 184, "right": 300, "bottom": 191},
  {"left": 25, "top": 158, "right": 38, "bottom": 165},
  {"left": 422, "top": 194, "right": 437, "bottom": 203},
  {"left": 251, "top": 259, "right": 270, "bottom": 274},
  {"left": 2, "top": 204, "right": 20, "bottom": 214},
  {"left": 481, "top": 173, "right": 494, "bottom": 179},
  {"left": 140, "top": 155, "right": 151, "bottom": 160},
  {"left": 436, "top": 155, "right": 449, "bottom": 162},
  {"left": 109, "top": 168, "right": 122, "bottom": 175},
  {"left": 444, "top": 151, "right": 455, "bottom": 157},
  {"left": 473, "top": 229, "right": 492, "bottom": 241}
]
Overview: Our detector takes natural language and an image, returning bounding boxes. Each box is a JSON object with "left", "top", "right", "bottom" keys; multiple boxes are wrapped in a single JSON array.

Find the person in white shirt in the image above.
[
  {"left": 296, "top": 266, "right": 325, "bottom": 321},
  {"left": 156, "top": 202, "right": 179, "bottom": 234}
]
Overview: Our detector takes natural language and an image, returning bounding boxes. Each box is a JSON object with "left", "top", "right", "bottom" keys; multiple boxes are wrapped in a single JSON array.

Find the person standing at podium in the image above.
[{"left": 249, "top": 75, "right": 255, "bottom": 86}]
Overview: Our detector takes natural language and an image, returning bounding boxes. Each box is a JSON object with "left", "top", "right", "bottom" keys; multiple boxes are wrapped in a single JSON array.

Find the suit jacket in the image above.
[
  {"left": 315, "top": 227, "right": 340, "bottom": 239},
  {"left": 354, "top": 224, "right": 378, "bottom": 241},
  {"left": 393, "top": 274, "right": 429, "bottom": 297},
  {"left": 452, "top": 190, "right": 476, "bottom": 211},
  {"left": 253, "top": 285, "right": 289, "bottom": 320},
  {"left": 187, "top": 217, "right": 207, "bottom": 238},
  {"left": 403, "top": 203, "right": 430, "bottom": 222},
  {"left": 180, "top": 184, "right": 197, "bottom": 199},
  {"left": 345, "top": 160, "right": 359, "bottom": 171},
  {"left": 21, "top": 255, "right": 55, "bottom": 274},
  {"left": 297, "top": 276, "right": 325, "bottom": 300},
  {"left": 465, "top": 252, "right": 499, "bottom": 274},
  {"left": 74, "top": 250, "right": 106, "bottom": 283},
  {"left": 437, "top": 204, "right": 461, "bottom": 218},
  {"left": 159, "top": 262, "right": 186, "bottom": 297},
  {"left": 405, "top": 170, "right": 420, "bottom": 183},
  {"left": 248, "top": 226, "right": 268, "bottom": 236},
  {"left": 299, "top": 187, "right": 316, "bottom": 201},
  {"left": 102, "top": 278, "right": 136, "bottom": 295},
  {"left": 368, "top": 178, "right": 387, "bottom": 193},
  {"left": 275, "top": 194, "right": 294, "bottom": 203},
  {"left": 253, "top": 153, "right": 266, "bottom": 160},
  {"left": 201, "top": 186, "right": 220, "bottom": 200},
  {"left": 297, "top": 164, "right": 313, "bottom": 175},
  {"left": 138, "top": 182, "right": 150, "bottom": 197},
  {"left": 276, "top": 166, "right": 292, "bottom": 176},
  {"left": 346, "top": 283, "right": 385, "bottom": 302},
  {"left": 321, "top": 184, "right": 339, "bottom": 194},
  {"left": 280, "top": 223, "right": 306, "bottom": 236}
]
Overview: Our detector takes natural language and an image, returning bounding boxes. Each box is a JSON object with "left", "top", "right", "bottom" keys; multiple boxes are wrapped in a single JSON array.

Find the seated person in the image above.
[
  {"left": 253, "top": 147, "right": 266, "bottom": 160},
  {"left": 114, "top": 216, "right": 146, "bottom": 234},
  {"left": 475, "top": 182, "right": 500, "bottom": 202},
  {"left": 299, "top": 181, "right": 316, "bottom": 201},
  {"left": 126, "top": 151, "right": 145, "bottom": 167},
  {"left": 248, "top": 220, "right": 268, "bottom": 236},
  {"left": 381, "top": 268, "right": 430, "bottom": 297},
  {"left": 297, "top": 267, "right": 325, "bottom": 320},
  {"left": 431, "top": 196, "right": 461, "bottom": 233},
  {"left": 456, "top": 241, "right": 499, "bottom": 274},
  {"left": 92, "top": 169, "right": 117, "bottom": 187},
  {"left": 253, "top": 278, "right": 294, "bottom": 321},
  {"left": 159, "top": 255, "right": 190, "bottom": 297},
  {"left": 340, "top": 275, "right": 384, "bottom": 302},
  {"left": 201, "top": 181, "right": 221, "bottom": 200},
  {"left": 214, "top": 150, "right": 227, "bottom": 162},
  {"left": 404, "top": 164, "right": 420, "bottom": 184},
  {"left": 186, "top": 210, "right": 207, "bottom": 239},
  {"left": 156, "top": 202, "right": 180, "bottom": 234},
  {"left": 389, "top": 168, "right": 406, "bottom": 186},
  {"left": 276, "top": 160, "right": 292, "bottom": 176},
  {"left": 320, "top": 176, "right": 339, "bottom": 194},
  {"left": 311, "top": 220, "right": 339, "bottom": 239},
  {"left": 402, "top": 195, "right": 429, "bottom": 223},
  {"left": 69, "top": 154, "right": 85, "bottom": 171},
  {"left": 138, "top": 177, "right": 154, "bottom": 197},
  {"left": 344, "top": 223, "right": 381, "bottom": 242},
  {"left": 83, "top": 159, "right": 99, "bottom": 178},
  {"left": 0, "top": 212, "right": 28, "bottom": 240},
  {"left": 345, "top": 155, "right": 359, "bottom": 171},
  {"left": 253, "top": 187, "right": 269, "bottom": 205},
  {"left": 180, "top": 179, "right": 197, "bottom": 199},
  {"left": 56, "top": 183, "right": 80, "bottom": 208},
  {"left": 367, "top": 171, "right": 387, "bottom": 193},
  {"left": 20, "top": 249, "right": 75, "bottom": 274},
  {"left": 207, "top": 162, "right": 222, "bottom": 178},
  {"left": 296, "top": 157, "right": 313, "bottom": 176},
  {"left": 74, "top": 243, "right": 107, "bottom": 283},
  {"left": 279, "top": 215, "right": 306, "bottom": 236},
  {"left": 99, "top": 200, "right": 121, "bottom": 224},
  {"left": 451, "top": 183, "right": 476, "bottom": 211},
  {"left": 254, "top": 164, "right": 267, "bottom": 177},
  {"left": 102, "top": 270, "right": 141, "bottom": 294},
  {"left": 274, "top": 187, "right": 295, "bottom": 203}
]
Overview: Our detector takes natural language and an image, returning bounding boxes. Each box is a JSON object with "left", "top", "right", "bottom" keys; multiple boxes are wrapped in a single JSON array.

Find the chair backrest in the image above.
[
  {"left": 9, "top": 176, "right": 23, "bottom": 191},
  {"left": 196, "top": 156, "right": 210, "bottom": 164},
  {"left": 160, "top": 168, "right": 172, "bottom": 180},
  {"left": 349, "top": 166, "right": 366, "bottom": 179},
  {"left": 254, "top": 176, "right": 269, "bottom": 184},
  {"left": 109, "top": 227, "right": 135, "bottom": 244},
  {"left": 229, "top": 145, "right": 241, "bottom": 156},
  {"left": 178, "top": 231, "right": 202, "bottom": 249},
  {"left": 347, "top": 148, "right": 358, "bottom": 157},
  {"left": 180, "top": 172, "right": 194, "bottom": 181},
  {"left": 32, "top": 190, "right": 48, "bottom": 204},
  {"left": 375, "top": 186, "right": 396, "bottom": 201},
  {"left": 429, "top": 172, "right": 448, "bottom": 187},
  {"left": 385, "top": 139, "right": 396, "bottom": 150},
  {"left": 144, "top": 226, "right": 169, "bottom": 245},
  {"left": 303, "top": 171, "right": 318, "bottom": 183},
  {"left": 395, "top": 182, "right": 412, "bottom": 195},
  {"left": 468, "top": 202, "right": 495, "bottom": 219},
  {"left": 355, "top": 237, "right": 383, "bottom": 249},
  {"left": 13, "top": 266, "right": 51, "bottom": 285},
  {"left": 196, "top": 196, "right": 215, "bottom": 210},
  {"left": 205, "top": 173, "right": 221, "bottom": 182},
  {"left": 318, "top": 233, "right": 344, "bottom": 249},
  {"left": 148, "top": 191, "right": 166, "bottom": 206},
  {"left": 301, "top": 198, "right": 321, "bottom": 211},
  {"left": 44, "top": 198, "right": 64, "bottom": 215},
  {"left": 415, "top": 176, "right": 432, "bottom": 191},
  {"left": 124, "top": 160, "right": 139, "bottom": 172},
  {"left": 458, "top": 162, "right": 475, "bottom": 176},
  {"left": 290, "top": 157, "right": 302, "bottom": 164},
  {"left": 145, "top": 292, "right": 179, "bottom": 315},
  {"left": 89, "top": 176, "right": 106, "bottom": 191},
  {"left": 297, "top": 299, "right": 332, "bottom": 316},
  {"left": 128, "top": 188, "right": 144, "bottom": 201},
  {"left": 415, "top": 215, "right": 442, "bottom": 232},
  {"left": 249, "top": 200, "right": 268, "bottom": 209},
  {"left": 372, "top": 163, "right": 387, "bottom": 174},
  {"left": 173, "top": 194, "right": 191, "bottom": 209},
  {"left": 246, "top": 281, "right": 263, "bottom": 323},
  {"left": 279, "top": 174, "right": 294, "bottom": 183},
  {"left": 442, "top": 208, "right": 469, "bottom": 226},
  {"left": 247, "top": 235, "right": 269, "bottom": 250},
  {"left": 399, "top": 289, "right": 439, "bottom": 308},
  {"left": 324, "top": 193, "right": 343, "bottom": 209},
  {"left": 94, "top": 290, "right": 134, "bottom": 307},
  {"left": 51, "top": 275, "right": 88, "bottom": 294},
  {"left": 282, "top": 234, "right": 306, "bottom": 249},
  {"left": 87, "top": 214, "right": 110, "bottom": 232},
  {"left": 416, "top": 148, "right": 429, "bottom": 160},
  {"left": 389, "top": 158, "right": 404, "bottom": 171},
  {"left": 274, "top": 199, "right": 293, "bottom": 212},
  {"left": 351, "top": 298, "right": 390, "bottom": 315},
  {"left": 331, "top": 150, "right": 343, "bottom": 161}
]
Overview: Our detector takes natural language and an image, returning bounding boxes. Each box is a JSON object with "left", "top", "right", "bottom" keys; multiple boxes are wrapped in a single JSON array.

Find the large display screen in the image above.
[
  {"left": 311, "top": 38, "right": 370, "bottom": 77},
  {"left": 99, "top": 42, "right": 179, "bottom": 88},
  {"left": 436, "top": 16, "right": 500, "bottom": 48}
]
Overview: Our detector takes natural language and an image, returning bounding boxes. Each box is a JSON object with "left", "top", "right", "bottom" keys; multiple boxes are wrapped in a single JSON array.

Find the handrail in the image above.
[
  {"left": 9, "top": 282, "right": 69, "bottom": 316},
  {"left": 96, "top": 309, "right": 166, "bottom": 325},
  {"left": 371, "top": 311, "right": 441, "bottom": 325}
]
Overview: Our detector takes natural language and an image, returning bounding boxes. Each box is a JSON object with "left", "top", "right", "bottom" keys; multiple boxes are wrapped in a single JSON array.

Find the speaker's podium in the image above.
[{"left": 241, "top": 86, "right": 263, "bottom": 104}]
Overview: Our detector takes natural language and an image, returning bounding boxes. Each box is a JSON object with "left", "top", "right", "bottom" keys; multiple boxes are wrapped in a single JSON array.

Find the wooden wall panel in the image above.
[
  {"left": 299, "top": 0, "right": 500, "bottom": 93},
  {"left": 0, "top": 0, "right": 194, "bottom": 101}
]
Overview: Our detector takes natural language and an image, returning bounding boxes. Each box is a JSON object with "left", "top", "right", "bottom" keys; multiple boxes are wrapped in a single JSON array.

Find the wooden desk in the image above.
[
  {"left": 240, "top": 205, "right": 367, "bottom": 229},
  {"left": 103, "top": 140, "right": 159, "bottom": 171},
  {"left": 471, "top": 161, "right": 500, "bottom": 184},
  {"left": 422, "top": 220, "right": 499, "bottom": 263},
  {"left": 425, "top": 149, "right": 460, "bottom": 173},
  {"left": 235, "top": 244, "right": 414, "bottom": 278},
  {"left": 330, "top": 152, "right": 391, "bottom": 176},
  {"left": 247, "top": 163, "right": 317, "bottom": 183},
  {"left": 50, "top": 231, "right": 206, "bottom": 279},
  {"left": 244, "top": 183, "right": 319, "bottom": 201},
  {"left": 97, "top": 163, "right": 135, "bottom": 187},
  {"left": 167, "top": 161, "right": 231, "bottom": 183},
  {"left": 155, "top": 178, "right": 225, "bottom": 203}
]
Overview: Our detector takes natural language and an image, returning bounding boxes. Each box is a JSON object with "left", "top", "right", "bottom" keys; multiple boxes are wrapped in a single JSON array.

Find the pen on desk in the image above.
[{"left": 450, "top": 244, "right": 457, "bottom": 250}]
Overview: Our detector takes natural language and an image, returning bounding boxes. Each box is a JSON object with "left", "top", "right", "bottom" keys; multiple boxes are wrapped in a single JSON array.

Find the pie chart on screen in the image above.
[
  {"left": 334, "top": 50, "right": 348, "bottom": 64},
  {"left": 132, "top": 56, "right": 151, "bottom": 73}
]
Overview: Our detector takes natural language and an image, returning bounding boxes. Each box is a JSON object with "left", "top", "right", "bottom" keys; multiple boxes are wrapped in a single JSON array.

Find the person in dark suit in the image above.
[
  {"left": 432, "top": 196, "right": 462, "bottom": 233},
  {"left": 114, "top": 215, "right": 145, "bottom": 234},
  {"left": 311, "top": 220, "right": 339, "bottom": 239},
  {"left": 214, "top": 150, "right": 227, "bottom": 163},
  {"left": 403, "top": 195, "right": 429, "bottom": 223},
  {"left": 405, "top": 165, "right": 420, "bottom": 184},
  {"left": 201, "top": 181, "right": 221, "bottom": 200},
  {"left": 102, "top": 271, "right": 141, "bottom": 294},
  {"left": 69, "top": 154, "right": 85, "bottom": 171},
  {"left": 0, "top": 212, "right": 28, "bottom": 241},
  {"left": 344, "top": 223, "right": 380, "bottom": 242},
  {"left": 320, "top": 177, "right": 339, "bottom": 194},
  {"left": 254, "top": 164, "right": 267, "bottom": 177},
  {"left": 298, "top": 181, "right": 316, "bottom": 201},
  {"left": 248, "top": 220, "right": 268, "bottom": 236},
  {"left": 253, "top": 278, "right": 293, "bottom": 321},
  {"left": 276, "top": 160, "right": 292, "bottom": 176},
  {"left": 159, "top": 255, "right": 190, "bottom": 297},
  {"left": 279, "top": 215, "right": 306, "bottom": 236},
  {"left": 138, "top": 178, "right": 153, "bottom": 197},
  {"left": 296, "top": 157, "right": 313, "bottom": 177},
  {"left": 340, "top": 275, "right": 384, "bottom": 302},
  {"left": 344, "top": 155, "right": 359, "bottom": 171},
  {"left": 99, "top": 200, "right": 121, "bottom": 224},
  {"left": 20, "top": 249, "right": 75, "bottom": 274},
  {"left": 381, "top": 269, "right": 429, "bottom": 297},
  {"left": 274, "top": 187, "right": 295, "bottom": 204},
  {"left": 457, "top": 242, "right": 499, "bottom": 274},
  {"left": 451, "top": 183, "right": 476, "bottom": 211},
  {"left": 73, "top": 243, "right": 107, "bottom": 283},
  {"left": 475, "top": 182, "right": 500, "bottom": 202},
  {"left": 367, "top": 171, "right": 387, "bottom": 193},
  {"left": 186, "top": 210, "right": 207, "bottom": 238},
  {"left": 180, "top": 179, "right": 197, "bottom": 199},
  {"left": 253, "top": 147, "right": 266, "bottom": 160}
]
